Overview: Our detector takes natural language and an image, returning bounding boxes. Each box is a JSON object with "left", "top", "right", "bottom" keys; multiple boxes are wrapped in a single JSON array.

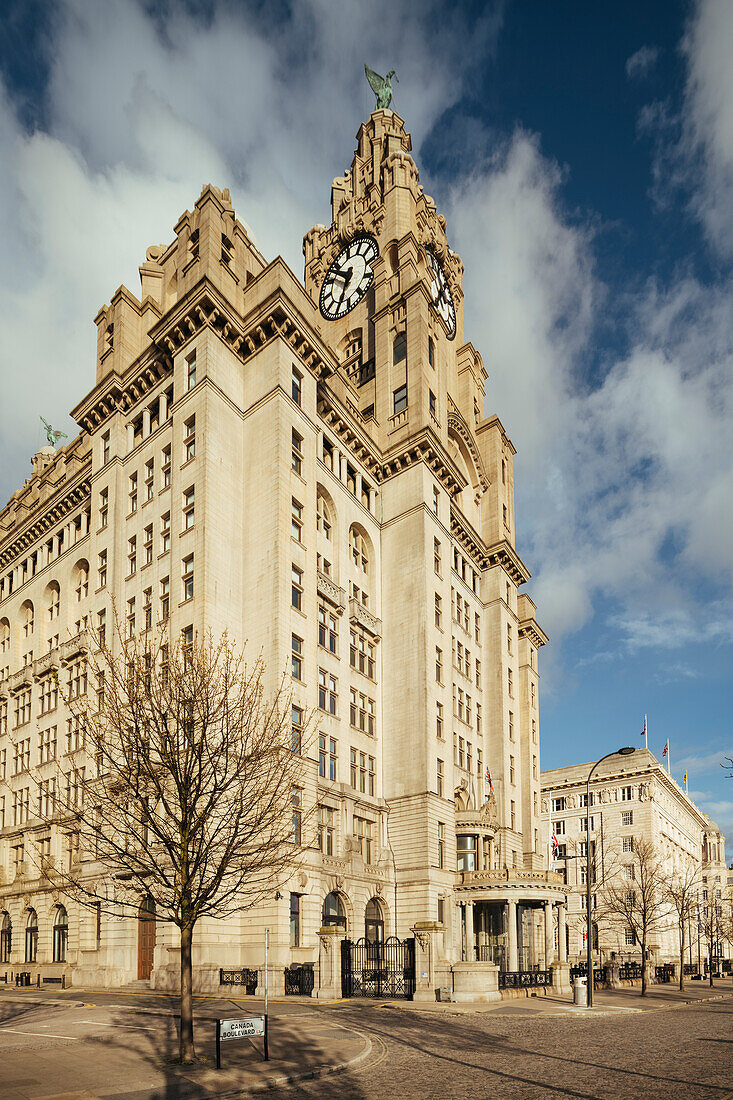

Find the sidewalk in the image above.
[{"left": 0, "top": 1006, "right": 371, "bottom": 1099}]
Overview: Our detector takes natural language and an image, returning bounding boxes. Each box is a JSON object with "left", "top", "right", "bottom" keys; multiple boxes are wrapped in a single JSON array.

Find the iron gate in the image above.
[{"left": 341, "top": 936, "right": 415, "bottom": 999}]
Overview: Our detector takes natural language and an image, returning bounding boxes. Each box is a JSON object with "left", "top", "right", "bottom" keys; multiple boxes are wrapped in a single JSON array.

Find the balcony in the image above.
[
  {"left": 317, "top": 571, "right": 346, "bottom": 614},
  {"left": 34, "top": 651, "right": 59, "bottom": 681},
  {"left": 348, "top": 598, "right": 382, "bottom": 640},
  {"left": 8, "top": 665, "right": 33, "bottom": 693},
  {"left": 460, "top": 868, "right": 565, "bottom": 889},
  {"left": 59, "top": 630, "right": 89, "bottom": 665}
]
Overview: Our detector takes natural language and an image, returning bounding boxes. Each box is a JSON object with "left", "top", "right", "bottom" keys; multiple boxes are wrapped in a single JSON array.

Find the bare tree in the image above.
[
  {"left": 663, "top": 860, "right": 701, "bottom": 990},
  {"left": 600, "top": 837, "right": 668, "bottom": 995},
  {"left": 44, "top": 623, "right": 312, "bottom": 1062},
  {"left": 698, "top": 887, "right": 725, "bottom": 987}
]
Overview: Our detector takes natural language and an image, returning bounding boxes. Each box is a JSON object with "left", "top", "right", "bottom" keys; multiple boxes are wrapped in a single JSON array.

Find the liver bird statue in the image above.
[
  {"left": 40, "top": 416, "right": 68, "bottom": 447},
  {"left": 365, "top": 64, "right": 398, "bottom": 110}
]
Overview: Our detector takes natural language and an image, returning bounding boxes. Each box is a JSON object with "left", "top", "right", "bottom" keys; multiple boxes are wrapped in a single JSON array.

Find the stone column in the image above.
[
  {"left": 465, "top": 901, "right": 475, "bottom": 962},
  {"left": 159, "top": 392, "right": 168, "bottom": 422},
  {"left": 507, "top": 900, "right": 518, "bottom": 972},
  {"left": 558, "top": 902, "right": 567, "bottom": 963},
  {"left": 544, "top": 901, "right": 554, "bottom": 968},
  {"left": 317, "top": 926, "right": 342, "bottom": 999},
  {"left": 142, "top": 408, "right": 151, "bottom": 437},
  {"left": 412, "top": 921, "right": 443, "bottom": 1002}
]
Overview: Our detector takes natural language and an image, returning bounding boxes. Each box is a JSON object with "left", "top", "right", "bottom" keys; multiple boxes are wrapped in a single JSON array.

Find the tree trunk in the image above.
[
  {"left": 679, "top": 924, "right": 684, "bottom": 991},
  {"left": 709, "top": 944, "right": 714, "bottom": 988},
  {"left": 640, "top": 938, "right": 647, "bottom": 997},
  {"left": 180, "top": 922, "right": 195, "bottom": 1063}
]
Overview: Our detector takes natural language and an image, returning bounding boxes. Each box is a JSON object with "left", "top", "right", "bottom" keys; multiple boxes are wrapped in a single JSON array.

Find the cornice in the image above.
[
  {"left": 316, "top": 386, "right": 382, "bottom": 479},
  {"left": 0, "top": 480, "right": 91, "bottom": 571},
  {"left": 518, "top": 616, "right": 549, "bottom": 648},
  {"left": 483, "top": 539, "right": 532, "bottom": 586}
]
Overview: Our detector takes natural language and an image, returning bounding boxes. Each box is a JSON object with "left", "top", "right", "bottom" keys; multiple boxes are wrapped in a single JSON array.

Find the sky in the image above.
[{"left": 0, "top": 0, "right": 731, "bottom": 849}]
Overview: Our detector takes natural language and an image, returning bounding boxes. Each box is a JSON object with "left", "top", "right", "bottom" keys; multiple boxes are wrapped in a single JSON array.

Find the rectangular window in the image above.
[
  {"left": 435, "top": 646, "right": 443, "bottom": 683},
  {"left": 429, "top": 389, "right": 436, "bottom": 416},
  {"left": 552, "top": 797, "right": 566, "bottom": 813},
  {"left": 620, "top": 786, "right": 633, "bottom": 801},
  {"left": 291, "top": 564, "right": 303, "bottom": 610},
  {"left": 184, "top": 416, "right": 195, "bottom": 462},
  {"left": 291, "top": 634, "right": 303, "bottom": 680},
  {"left": 102, "top": 431, "right": 110, "bottom": 465},
  {"left": 434, "top": 538, "right": 442, "bottom": 575},
  {"left": 162, "top": 444, "right": 172, "bottom": 487},
  {"left": 183, "top": 486, "right": 195, "bottom": 529},
  {"left": 432, "top": 486, "right": 439, "bottom": 514},
  {"left": 129, "top": 472, "right": 138, "bottom": 514},
  {"left": 349, "top": 628, "right": 375, "bottom": 678},
  {"left": 182, "top": 554, "right": 194, "bottom": 601},
  {"left": 438, "top": 821, "right": 445, "bottom": 868},
  {"left": 625, "top": 929, "right": 636, "bottom": 946},
  {"left": 127, "top": 536, "right": 137, "bottom": 576},
  {"left": 349, "top": 689, "right": 376, "bottom": 736},
  {"left": 436, "top": 702, "right": 444, "bottom": 739},
  {"left": 292, "top": 367, "right": 302, "bottom": 406},
  {"left": 160, "top": 576, "right": 170, "bottom": 620},
  {"left": 290, "top": 892, "right": 300, "bottom": 947},
  {"left": 437, "top": 758, "right": 444, "bottom": 797},
  {"left": 508, "top": 669, "right": 513, "bottom": 697},
  {"left": 353, "top": 816, "right": 374, "bottom": 863},
  {"left": 99, "top": 487, "right": 109, "bottom": 528},
  {"left": 161, "top": 511, "right": 171, "bottom": 554},
  {"left": 318, "top": 734, "right": 338, "bottom": 781},
  {"left": 145, "top": 459, "right": 154, "bottom": 501},
  {"left": 393, "top": 383, "right": 407, "bottom": 414},
  {"left": 622, "top": 810, "right": 633, "bottom": 826},
  {"left": 291, "top": 498, "right": 303, "bottom": 542},
  {"left": 622, "top": 836, "right": 634, "bottom": 853},
  {"left": 126, "top": 597, "right": 136, "bottom": 638},
  {"left": 506, "top": 623, "right": 512, "bottom": 654},
  {"left": 553, "top": 820, "right": 565, "bottom": 836},
  {"left": 186, "top": 350, "right": 197, "bottom": 391},
  {"left": 291, "top": 429, "right": 303, "bottom": 475},
  {"left": 291, "top": 705, "right": 303, "bottom": 754},
  {"left": 143, "top": 588, "right": 152, "bottom": 631},
  {"left": 318, "top": 669, "right": 337, "bottom": 715},
  {"left": 144, "top": 524, "right": 153, "bottom": 565},
  {"left": 318, "top": 805, "right": 335, "bottom": 855},
  {"left": 510, "top": 800, "right": 516, "bottom": 830},
  {"left": 434, "top": 592, "right": 442, "bottom": 628},
  {"left": 509, "top": 755, "right": 515, "bottom": 785}
]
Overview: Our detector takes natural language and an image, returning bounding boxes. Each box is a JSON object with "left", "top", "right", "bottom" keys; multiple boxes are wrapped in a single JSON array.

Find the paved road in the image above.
[{"left": 269, "top": 998, "right": 733, "bottom": 1100}]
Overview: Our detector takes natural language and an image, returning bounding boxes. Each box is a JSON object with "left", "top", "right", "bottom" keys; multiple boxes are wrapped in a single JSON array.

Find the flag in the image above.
[
  {"left": 683, "top": 771, "right": 687, "bottom": 784},
  {"left": 662, "top": 739, "right": 668, "bottom": 758},
  {"left": 641, "top": 716, "right": 647, "bottom": 739},
  {"left": 485, "top": 767, "right": 494, "bottom": 796},
  {"left": 551, "top": 830, "right": 559, "bottom": 858}
]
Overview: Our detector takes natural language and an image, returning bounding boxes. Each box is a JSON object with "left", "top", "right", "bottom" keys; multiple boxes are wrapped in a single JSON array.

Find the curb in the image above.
[{"left": 217, "top": 1031, "right": 374, "bottom": 1096}]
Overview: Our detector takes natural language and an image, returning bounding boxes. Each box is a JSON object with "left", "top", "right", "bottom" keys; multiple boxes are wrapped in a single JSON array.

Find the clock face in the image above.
[
  {"left": 319, "top": 235, "right": 379, "bottom": 320},
  {"left": 426, "top": 248, "right": 456, "bottom": 340}
]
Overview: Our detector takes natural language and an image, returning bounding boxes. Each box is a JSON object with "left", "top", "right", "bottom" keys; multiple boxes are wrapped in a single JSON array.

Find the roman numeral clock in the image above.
[{"left": 319, "top": 235, "right": 379, "bottom": 319}]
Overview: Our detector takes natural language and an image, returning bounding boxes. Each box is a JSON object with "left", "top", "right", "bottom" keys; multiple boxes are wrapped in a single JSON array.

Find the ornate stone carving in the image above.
[
  {"left": 317, "top": 571, "right": 346, "bottom": 613},
  {"left": 298, "top": 872, "right": 308, "bottom": 890},
  {"left": 349, "top": 598, "right": 382, "bottom": 639}
]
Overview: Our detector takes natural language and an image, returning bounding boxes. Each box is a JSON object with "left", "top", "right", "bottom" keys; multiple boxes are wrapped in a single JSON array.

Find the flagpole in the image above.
[
  {"left": 667, "top": 741, "right": 671, "bottom": 774},
  {"left": 644, "top": 715, "right": 648, "bottom": 750}
]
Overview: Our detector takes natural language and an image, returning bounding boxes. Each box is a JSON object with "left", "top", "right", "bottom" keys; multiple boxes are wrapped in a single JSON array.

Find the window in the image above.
[
  {"left": 622, "top": 810, "right": 634, "bottom": 826},
  {"left": 291, "top": 789, "right": 302, "bottom": 845},
  {"left": 350, "top": 748, "right": 375, "bottom": 794},
  {"left": 183, "top": 487, "right": 195, "bottom": 529},
  {"left": 393, "top": 331, "right": 407, "bottom": 363},
  {"left": 318, "top": 669, "right": 337, "bottom": 714},
  {"left": 624, "top": 865, "right": 635, "bottom": 881},
  {"left": 620, "top": 786, "right": 633, "bottom": 801},
  {"left": 625, "top": 929, "right": 636, "bottom": 946},
  {"left": 318, "top": 806, "right": 335, "bottom": 855},
  {"left": 291, "top": 705, "right": 304, "bottom": 753},
  {"left": 350, "top": 628, "right": 375, "bottom": 678},
  {"left": 457, "top": 834, "right": 477, "bottom": 873},
  {"left": 435, "top": 647, "right": 443, "bottom": 683},
  {"left": 160, "top": 576, "right": 170, "bottom": 620},
  {"left": 434, "top": 592, "right": 443, "bottom": 629},
  {"left": 507, "top": 669, "right": 513, "bottom": 697},
  {"left": 316, "top": 494, "right": 332, "bottom": 539},
  {"left": 145, "top": 459, "right": 154, "bottom": 501},
  {"left": 25, "top": 909, "right": 38, "bottom": 963},
  {"left": 552, "top": 797, "right": 566, "bottom": 813},
  {"left": 290, "top": 892, "right": 300, "bottom": 947},
  {"left": 506, "top": 623, "right": 512, "bottom": 654},
  {"left": 53, "top": 907, "right": 69, "bottom": 963},
  {"left": 349, "top": 689, "right": 375, "bottom": 736},
  {"left": 509, "top": 755, "right": 515, "bottom": 785},
  {"left": 436, "top": 702, "right": 444, "bottom": 739},
  {"left": 127, "top": 536, "right": 137, "bottom": 576},
  {"left": 39, "top": 674, "right": 58, "bottom": 715},
  {"left": 623, "top": 836, "right": 634, "bottom": 853},
  {"left": 13, "top": 737, "right": 31, "bottom": 774},
  {"left": 14, "top": 688, "right": 32, "bottom": 728},
  {"left": 393, "top": 383, "right": 407, "bottom": 415},
  {"left": 510, "top": 800, "right": 516, "bottom": 830},
  {"left": 99, "top": 487, "right": 109, "bottom": 528},
  {"left": 429, "top": 389, "right": 436, "bottom": 416},
  {"left": 39, "top": 725, "right": 57, "bottom": 764},
  {"left": 291, "top": 429, "right": 303, "bottom": 475},
  {"left": 291, "top": 634, "right": 303, "bottom": 680},
  {"left": 129, "top": 472, "right": 138, "bottom": 514},
  {"left": 434, "top": 538, "right": 442, "bottom": 575},
  {"left": 291, "top": 565, "right": 303, "bottom": 610},
  {"left": 161, "top": 511, "right": 171, "bottom": 554},
  {"left": 126, "top": 597, "right": 136, "bottom": 638},
  {"left": 579, "top": 792, "right": 594, "bottom": 808},
  {"left": 353, "top": 816, "right": 374, "bottom": 863},
  {"left": 350, "top": 528, "right": 369, "bottom": 572},
  {"left": 318, "top": 734, "right": 337, "bottom": 781},
  {"left": 0, "top": 914, "right": 11, "bottom": 964},
  {"left": 162, "top": 444, "right": 172, "bottom": 487},
  {"left": 509, "top": 711, "right": 514, "bottom": 741},
  {"left": 432, "top": 486, "right": 439, "bottom": 514},
  {"left": 438, "top": 822, "right": 445, "bottom": 868},
  {"left": 437, "top": 758, "right": 444, "bottom": 797},
  {"left": 186, "top": 350, "right": 197, "bottom": 391},
  {"left": 291, "top": 498, "right": 303, "bottom": 541},
  {"left": 322, "top": 435, "right": 335, "bottom": 471},
  {"left": 553, "top": 820, "right": 565, "bottom": 836},
  {"left": 182, "top": 554, "right": 194, "bottom": 601},
  {"left": 292, "top": 367, "right": 302, "bottom": 406},
  {"left": 184, "top": 416, "right": 195, "bottom": 462},
  {"left": 101, "top": 431, "right": 110, "bottom": 465}
]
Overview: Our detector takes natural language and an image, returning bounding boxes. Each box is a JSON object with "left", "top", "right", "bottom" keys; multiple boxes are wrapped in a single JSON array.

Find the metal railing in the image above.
[
  {"left": 219, "top": 967, "right": 258, "bottom": 994},
  {"left": 498, "top": 970, "right": 551, "bottom": 989},
  {"left": 619, "top": 962, "right": 642, "bottom": 981}
]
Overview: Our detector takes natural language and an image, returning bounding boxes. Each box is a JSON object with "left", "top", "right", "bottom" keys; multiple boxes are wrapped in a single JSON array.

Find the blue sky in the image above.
[{"left": 0, "top": 0, "right": 731, "bottom": 847}]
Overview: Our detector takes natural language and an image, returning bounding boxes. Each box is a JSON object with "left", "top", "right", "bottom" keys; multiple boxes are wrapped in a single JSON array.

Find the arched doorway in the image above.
[
  {"left": 365, "top": 897, "right": 385, "bottom": 943},
  {"left": 0, "top": 913, "right": 11, "bottom": 963},
  {"left": 322, "top": 892, "right": 347, "bottom": 930},
  {"left": 25, "top": 909, "right": 38, "bottom": 963},
  {"left": 53, "top": 906, "right": 68, "bottom": 963},
  {"left": 137, "top": 896, "right": 156, "bottom": 981}
]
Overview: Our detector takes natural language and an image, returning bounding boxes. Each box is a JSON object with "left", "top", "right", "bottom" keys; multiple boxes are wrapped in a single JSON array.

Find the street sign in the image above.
[
  {"left": 220, "top": 1016, "right": 265, "bottom": 1040},
  {"left": 216, "top": 1015, "right": 269, "bottom": 1068}
]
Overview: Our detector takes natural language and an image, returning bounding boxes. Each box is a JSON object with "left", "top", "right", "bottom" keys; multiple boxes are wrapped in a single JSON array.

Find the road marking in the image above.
[
  {"left": 0, "top": 1028, "right": 78, "bottom": 1039},
  {"left": 79, "top": 1020, "right": 158, "bottom": 1031}
]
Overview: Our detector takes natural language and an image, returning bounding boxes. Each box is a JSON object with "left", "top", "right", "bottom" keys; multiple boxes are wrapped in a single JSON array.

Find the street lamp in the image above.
[{"left": 586, "top": 746, "right": 636, "bottom": 1009}]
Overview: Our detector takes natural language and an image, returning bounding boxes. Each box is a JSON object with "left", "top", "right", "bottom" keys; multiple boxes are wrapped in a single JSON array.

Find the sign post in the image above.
[
  {"left": 215, "top": 1016, "right": 267, "bottom": 1069},
  {"left": 264, "top": 926, "right": 269, "bottom": 1061}
]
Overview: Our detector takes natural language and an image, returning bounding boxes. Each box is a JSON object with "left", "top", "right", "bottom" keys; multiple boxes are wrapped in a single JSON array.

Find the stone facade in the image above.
[
  {"left": 0, "top": 110, "right": 563, "bottom": 994},
  {"left": 541, "top": 749, "right": 728, "bottom": 970}
]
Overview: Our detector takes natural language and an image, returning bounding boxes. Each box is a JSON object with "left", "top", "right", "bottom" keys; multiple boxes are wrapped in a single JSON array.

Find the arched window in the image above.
[
  {"left": 21, "top": 600, "right": 34, "bottom": 638},
  {"left": 393, "top": 332, "right": 407, "bottom": 365},
  {"left": 46, "top": 582, "right": 60, "bottom": 622},
  {"left": 25, "top": 909, "right": 38, "bottom": 963},
  {"left": 322, "top": 892, "right": 346, "bottom": 930},
  {"left": 53, "top": 906, "right": 69, "bottom": 963},
  {"left": 0, "top": 618, "right": 9, "bottom": 654},
  {"left": 365, "top": 897, "right": 385, "bottom": 943},
  {"left": 350, "top": 527, "right": 369, "bottom": 574},
  {"left": 74, "top": 561, "right": 89, "bottom": 602},
  {"left": 316, "top": 491, "right": 333, "bottom": 541},
  {"left": 0, "top": 913, "right": 11, "bottom": 963}
]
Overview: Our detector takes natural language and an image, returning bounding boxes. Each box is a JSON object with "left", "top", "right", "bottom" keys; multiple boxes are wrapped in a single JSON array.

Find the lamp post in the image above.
[{"left": 586, "top": 746, "right": 636, "bottom": 1008}]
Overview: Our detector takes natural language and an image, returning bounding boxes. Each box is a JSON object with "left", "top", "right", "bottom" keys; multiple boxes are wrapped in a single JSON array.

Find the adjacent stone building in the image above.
[
  {"left": 0, "top": 109, "right": 565, "bottom": 996},
  {"left": 541, "top": 749, "right": 728, "bottom": 970}
]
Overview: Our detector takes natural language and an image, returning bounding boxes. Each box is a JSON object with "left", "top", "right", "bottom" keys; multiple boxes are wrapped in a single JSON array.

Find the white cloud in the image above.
[{"left": 626, "top": 45, "right": 660, "bottom": 80}]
